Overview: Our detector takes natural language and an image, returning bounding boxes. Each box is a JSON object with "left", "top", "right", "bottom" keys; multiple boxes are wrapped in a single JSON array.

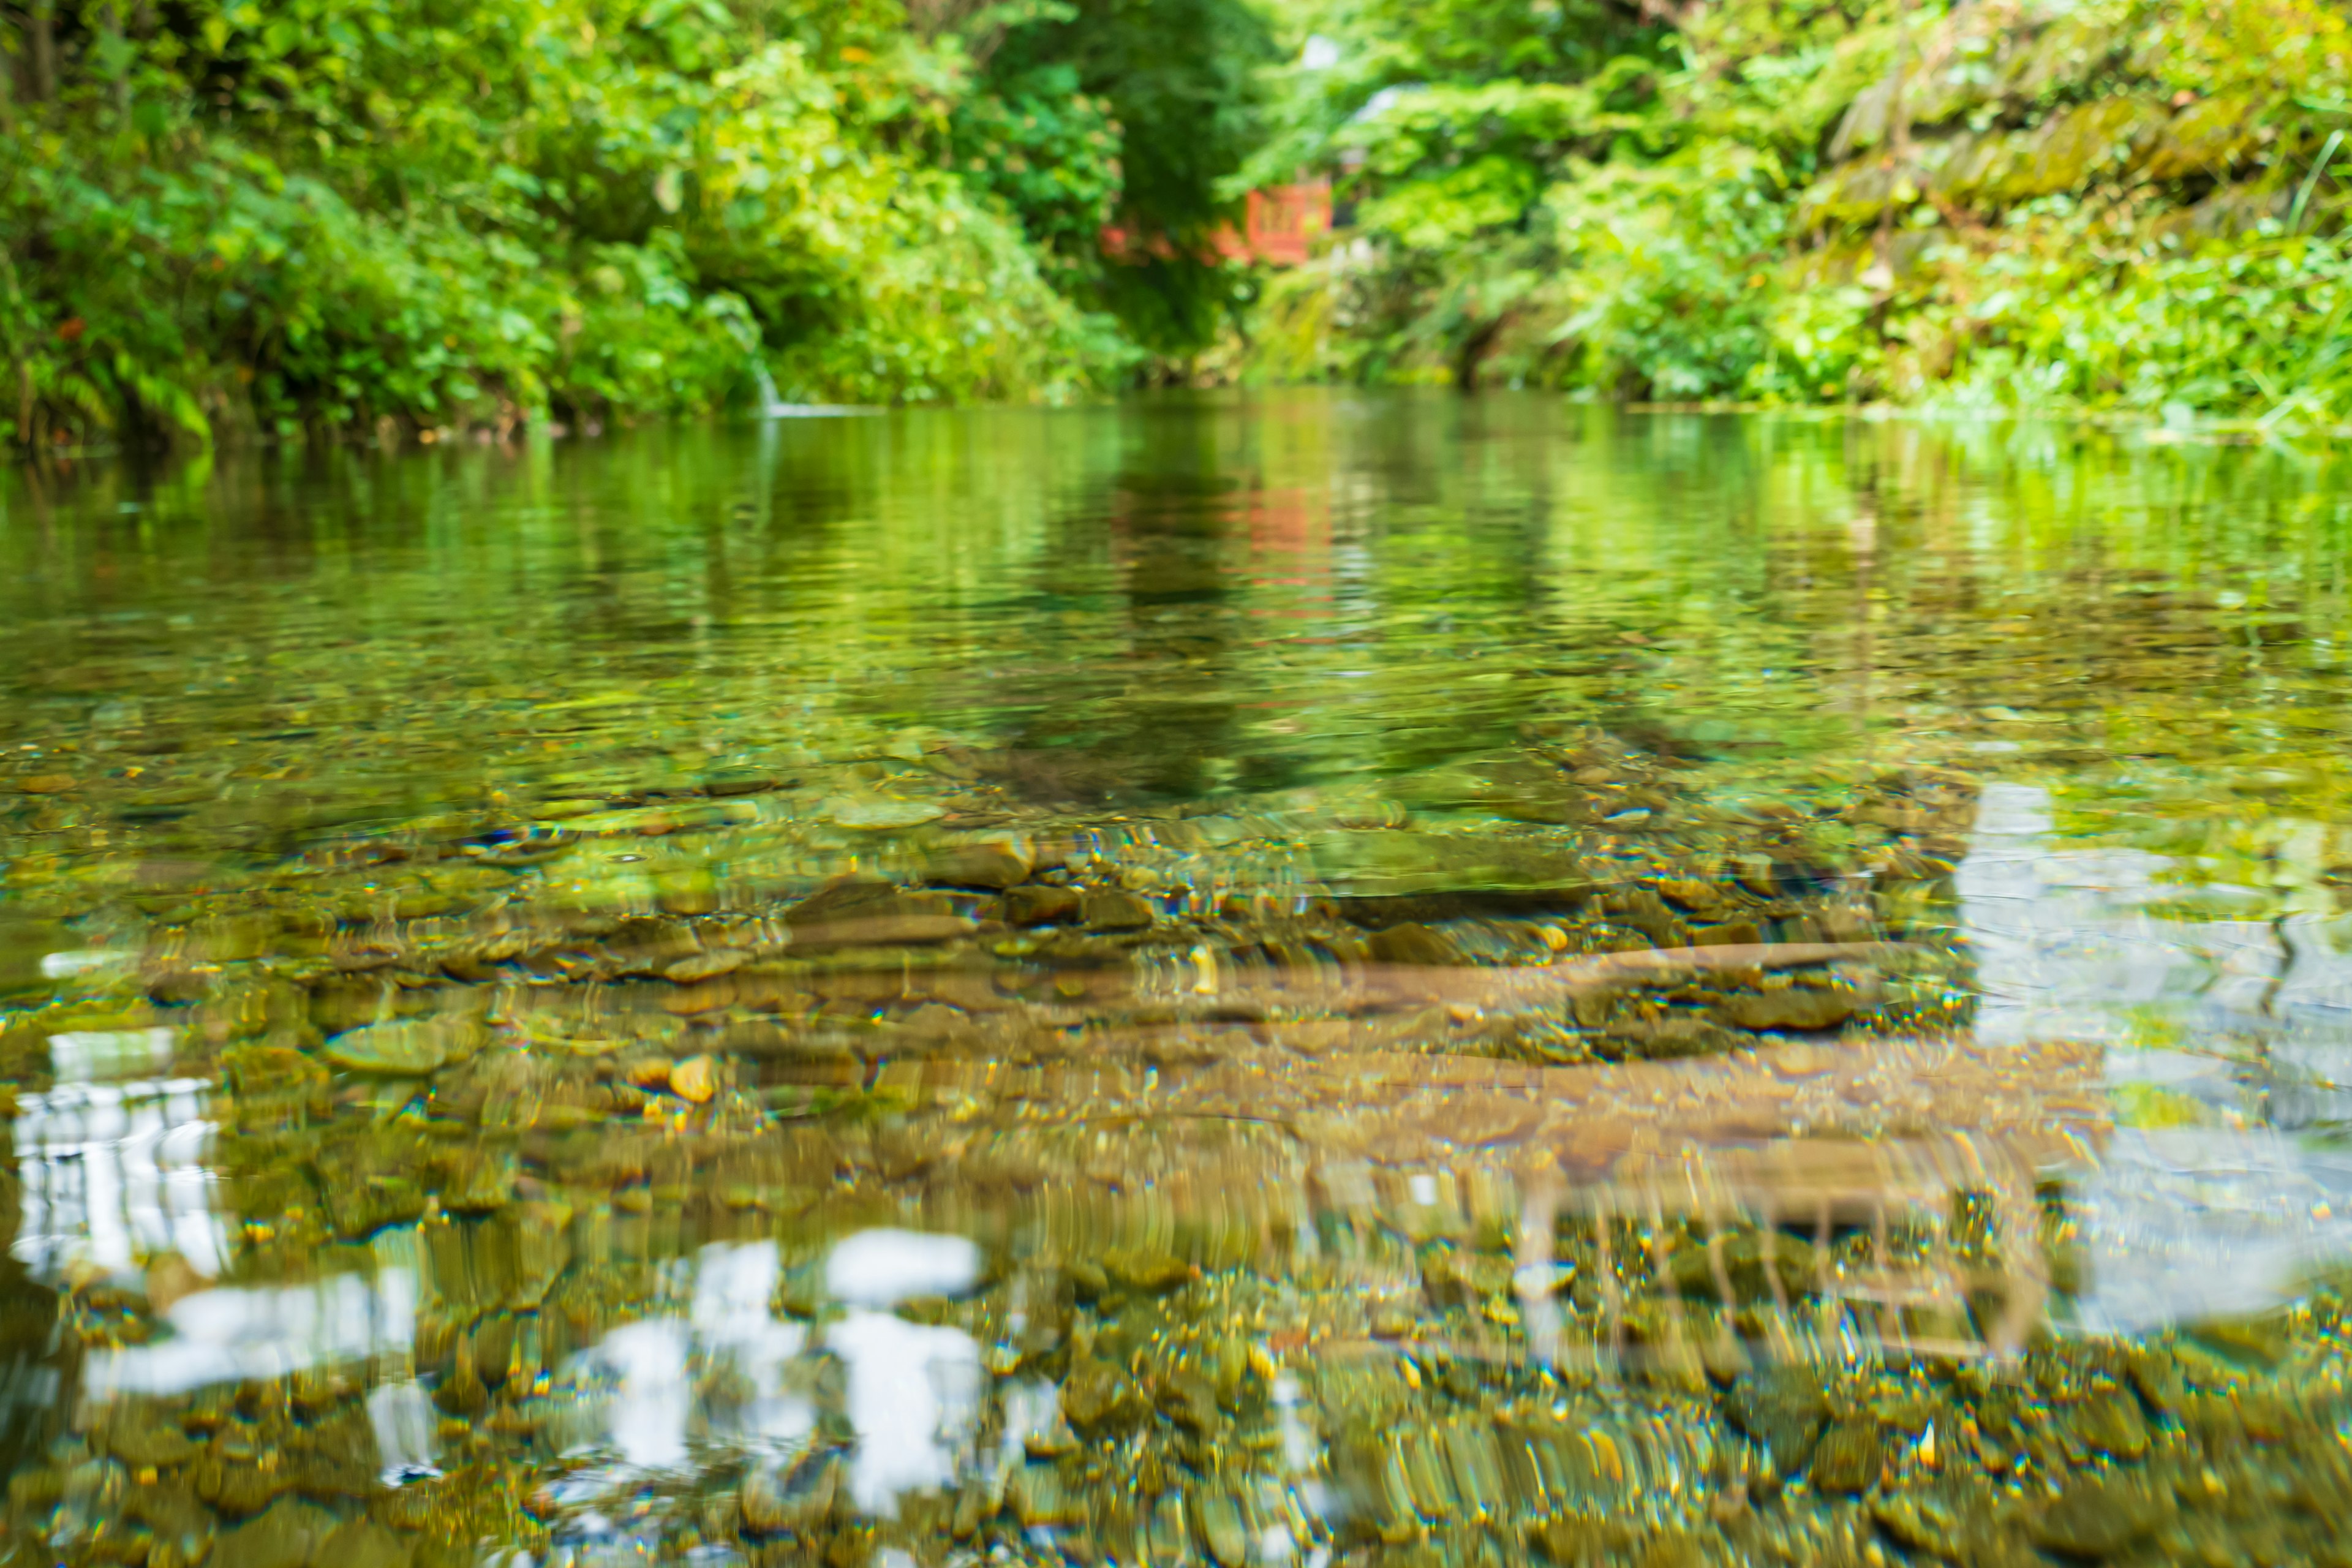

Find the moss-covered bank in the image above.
[{"left": 1246, "top": 0, "right": 2352, "bottom": 428}]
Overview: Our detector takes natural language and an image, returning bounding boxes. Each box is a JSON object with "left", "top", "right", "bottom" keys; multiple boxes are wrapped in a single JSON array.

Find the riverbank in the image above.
[
  {"left": 8, "top": 399, "right": 2352, "bottom": 1564},
  {"left": 10, "top": 0, "right": 2351, "bottom": 453},
  {"left": 0, "top": 0, "right": 1268, "bottom": 453},
  {"left": 1240, "top": 0, "right": 2352, "bottom": 428}
]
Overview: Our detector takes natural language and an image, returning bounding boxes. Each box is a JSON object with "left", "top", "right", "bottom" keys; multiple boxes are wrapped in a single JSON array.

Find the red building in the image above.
[
  {"left": 1214, "top": 183, "right": 1333, "bottom": 266},
  {"left": 1101, "top": 181, "right": 1333, "bottom": 268}
]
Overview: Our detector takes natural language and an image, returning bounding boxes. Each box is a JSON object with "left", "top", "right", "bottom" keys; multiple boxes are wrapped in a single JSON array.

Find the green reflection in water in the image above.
[{"left": 4, "top": 397, "right": 2352, "bottom": 1566}]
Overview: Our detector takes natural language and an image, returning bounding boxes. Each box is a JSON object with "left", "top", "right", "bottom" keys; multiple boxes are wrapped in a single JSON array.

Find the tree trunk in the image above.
[
  {"left": 100, "top": 4, "right": 128, "bottom": 115},
  {"left": 27, "top": 0, "right": 55, "bottom": 104}
]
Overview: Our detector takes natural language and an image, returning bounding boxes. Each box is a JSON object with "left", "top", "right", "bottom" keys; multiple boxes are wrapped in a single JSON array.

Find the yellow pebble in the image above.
[{"left": 671, "top": 1054, "right": 717, "bottom": 1103}]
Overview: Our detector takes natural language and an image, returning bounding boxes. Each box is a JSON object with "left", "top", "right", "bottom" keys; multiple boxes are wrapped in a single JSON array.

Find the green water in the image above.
[{"left": 7, "top": 395, "right": 2352, "bottom": 1567}]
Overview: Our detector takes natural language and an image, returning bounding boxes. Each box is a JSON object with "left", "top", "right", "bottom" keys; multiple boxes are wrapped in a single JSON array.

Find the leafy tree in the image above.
[
  {"left": 0, "top": 0, "right": 1142, "bottom": 450},
  {"left": 1250, "top": 0, "right": 2352, "bottom": 424},
  {"left": 961, "top": 0, "right": 1279, "bottom": 356}
]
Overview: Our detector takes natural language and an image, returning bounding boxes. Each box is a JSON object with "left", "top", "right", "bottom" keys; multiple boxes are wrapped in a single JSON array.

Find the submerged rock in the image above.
[
  {"left": 665, "top": 948, "right": 748, "bottom": 983},
  {"left": 1104, "top": 1246, "right": 1192, "bottom": 1294},
  {"left": 317, "top": 1520, "right": 413, "bottom": 1568},
  {"left": 1870, "top": 1492, "right": 1966, "bottom": 1558},
  {"left": 1062, "top": 1360, "right": 1147, "bottom": 1434},
  {"left": 1669, "top": 1229, "right": 1820, "bottom": 1304},
  {"left": 1723, "top": 1369, "right": 1830, "bottom": 1477},
  {"left": 668, "top": 1054, "right": 718, "bottom": 1103},
  {"left": 826, "top": 796, "right": 945, "bottom": 830},
  {"left": 1808, "top": 1416, "right": 1882, "bottom": 1493},
  {"left": 2065, "top": 1389, "right": 2149, "bottom": 1461},
  {"left": 2027, "top": 1475, "right": 2172, "bottom": 1557},
  {"left": 922, "top": 841, "right": 1033, "bottom": 890},
  {"left": 1011, "top": 1462, "right": 1082, "bottom": 1527},
  {"left": 1365, "top": 921, "right": 1463, "bottom": 968},
  {"left": 320, "top": 1017, "right": 481, "bottom": 1075},
  {"left": 107, "top": 1419, "right": 197, "bottom": 1468},
  {"left": 1716, "top": 983, "right": 1856, "bottom": 1033},
  {"left": 740, "top": 1455, "right": 841, "bottom": 1535},
  {"left": 1082, "top": 891, "right": 1156, "bottom": 931},
  {"left": 1003, "top": 884, "right": 1083, "bottom": 926},
  {"left": 211, "top": 1498, "right": 340, "bottom": 1568}
]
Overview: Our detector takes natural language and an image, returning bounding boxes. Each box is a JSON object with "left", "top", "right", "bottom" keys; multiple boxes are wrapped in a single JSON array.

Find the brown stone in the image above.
[
  {"left": 924, "top": 842, "right": 1034, "bottom": 890},
  {"left": 194, "top": 1440, "right": 290, "bottom": 1515},
  {"left": 1104, "top": 1246, "right": 1191, "bottom": 1292},
  {"left": 315, "top": 1520, "right": 412, "bottom": 1568},
  {"left": 669, "top": 1055, "right": 718, "bottom": 1103},
  {"left": 1061, "top": 1360, "right": 1147, "bottom": 1434},
  {"left": 108, "top": 1418, "right": 198, "bottom": 1468},
  {"left": 211, "top": 1498, "right": 337, "bottom": 1568},
  {"left": 1009, "top": 1461, "right": 1084, "bottom": 1527},
  {"left": 790, "top": 913, "right": 976, "bottom": 949},
  {"left": 2067, "top": 1389, "right": 2150, "bottom": 1461},
  {"left": 1722, "top": 1369, "right": 1829, "bottom": 1477},
  {"left": 1082, "top": 891, "right": 1156, "bottom": 931},
  {"left": 2028, "top": 1476, "right": 2171, "bottom": 1558},
  {"left": 1004, "top": 885, "right": 1083, "bottom": 926},
  {"left": 665, "top": 948, "right": 748, "bottom": 983},
  {"left": 741, "top": 1459, "right": 838, "bottom": 1534},
  {"left": 1366, "top": 922, "right": 1462, "bottom": 968},
  {"left": 1869, "top": 1494, "right": 1964, "bottom": 1558},
  {"left": 1155, "top": 1371, "right": 1223, "bottom": 1436},
  {"left": 1717, "top": 984, "right": 1854, "bottom": 1032},
  {"left": 1808, "top": 1417, "right": 1882, "bottom": 1493},
  {"left": 702, "top": 769, "right": 782, "bottom": 797}
]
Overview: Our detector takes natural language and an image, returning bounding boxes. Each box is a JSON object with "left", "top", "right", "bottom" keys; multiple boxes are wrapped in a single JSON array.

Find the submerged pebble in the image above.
[
  {"left": 7, "top": 415, "right": 2350, "bottom": 1568},
  {"left": 826, "top": 796, "right": 946, "bottom": 829},
  {"left": 668, "top": 1053, "right": 718, "bottom": 1102},
  {"left": 320, "top": 1017, "right": 481, "bottom": 1075}
]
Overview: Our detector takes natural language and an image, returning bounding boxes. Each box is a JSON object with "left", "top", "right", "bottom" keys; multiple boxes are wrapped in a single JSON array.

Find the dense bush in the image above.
[
  {"left": 0, "top": 0, "right": 1262, "bottom": 449},
  {"left": 965, "top": 0, "right": 1278, "bottom": 356},
  {"left": 1246, "top": 0, "right": 2352, "bottom": 427},
  {"left": 15, "top": 0, "right": 2347, "bottom": 442}
]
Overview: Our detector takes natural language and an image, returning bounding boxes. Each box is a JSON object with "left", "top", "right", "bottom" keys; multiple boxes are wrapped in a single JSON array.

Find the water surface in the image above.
[{"left": 6, "top": 396, "right": 2352, "bottom": 1566}]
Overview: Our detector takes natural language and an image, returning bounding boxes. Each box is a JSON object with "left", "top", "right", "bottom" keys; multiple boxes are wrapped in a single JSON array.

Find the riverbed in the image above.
[{"left": 4, "top": 396, "right": 2351, "bottom": 1566}]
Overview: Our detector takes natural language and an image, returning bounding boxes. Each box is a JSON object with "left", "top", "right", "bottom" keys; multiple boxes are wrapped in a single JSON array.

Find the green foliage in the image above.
[
  {"left": 1907, "top": 233, "right": 2352, "bottom": 421},
  {"left": 977, "top": 0, "right": 1278, "bottom": 355},
  {"left": 0, "top": 0, "right": 1142, "bottom": 450},
  {"left": 1254, "top": 116, "right": 1787, "bottom": 391},
  {"left": 1249, "top": 0, "right": 2352, "bottom": 424},
  {"left": 951, "top": 61, "right": 1125, "bottom": 263},
  {"left": 1540, "top": 149, "right": 1790, "bottom": 399}
]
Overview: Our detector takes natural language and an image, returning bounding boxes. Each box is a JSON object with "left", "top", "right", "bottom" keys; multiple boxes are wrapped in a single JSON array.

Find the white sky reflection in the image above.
[
  {"left": 1959, "top": 780, "right": 2352, "bottom": 1330},
  {"left": 559, "top": 1231, "right": 979, "bottom": 1517},
  {"left": 11, "top": 1075, "right": 227, "bottom": 1283},
  {"left": 83, "top": 1268, "right": 417, "bottom": 1398}
]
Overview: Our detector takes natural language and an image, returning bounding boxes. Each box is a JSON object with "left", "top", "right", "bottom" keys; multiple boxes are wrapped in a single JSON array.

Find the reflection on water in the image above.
[
  {"left": 9, "top": 399, "right": 2352, "bottom": 1561},
  {"left": 549, "top": 1235, "right": 979, "bottom": 1517},
  {"left": 1959, "top": 778, "right": 2352, "bottom": 1334},
  {"left": 11, "top": 1076, "right": 225, "bottom": 1283},
  {"left": 1959, "top": 780, "right": 2312, "bottom": 1050},
  {"left": 825, "top": 1230, "right": 979, "bottom": 1308},
  {"left": 86, "top": 1268, "right": 415, "bottom": 1398},
  {"left": 2073, "top": 1129, "right": 2352, "bottom": 1334}
]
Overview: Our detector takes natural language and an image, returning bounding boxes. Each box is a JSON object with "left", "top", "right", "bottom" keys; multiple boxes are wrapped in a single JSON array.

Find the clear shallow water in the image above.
[{"left": 6, "top": 397, "right": 2352, "bottom": 1565}]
